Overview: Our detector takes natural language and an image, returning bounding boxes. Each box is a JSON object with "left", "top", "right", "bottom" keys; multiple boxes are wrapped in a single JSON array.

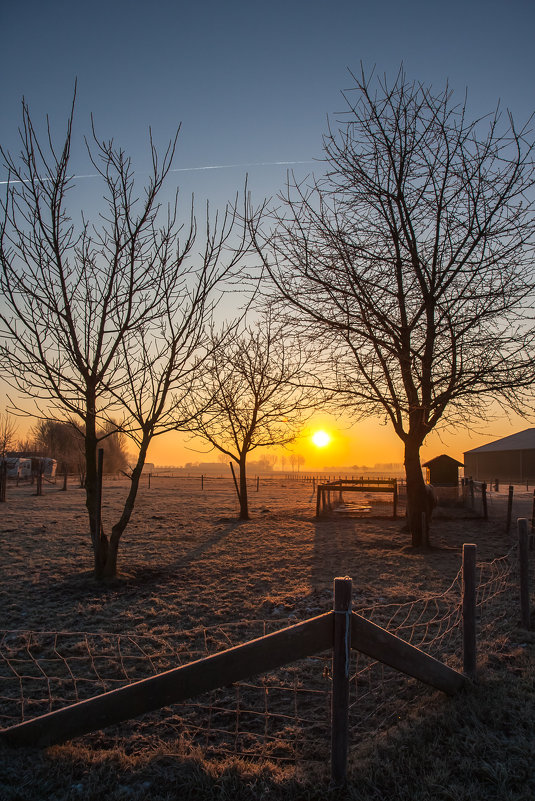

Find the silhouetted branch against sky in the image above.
[{"left": 250, "top": 66, "right": 535, "bottom": 545}]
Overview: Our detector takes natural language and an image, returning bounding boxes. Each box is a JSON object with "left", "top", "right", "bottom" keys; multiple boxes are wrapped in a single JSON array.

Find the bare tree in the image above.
[
  {"left": 0, "top": 95, "right": 248, "bottom": 576},
  {"left": 0, "top": 411, "right": 18, "bottom": 456},
  {"left": 32, "top": 418, "right": 85, "bottom": 472},
  {"left": 289, "top": 453, "right": 305, "bottom": 473},
  {"left": 252, "top": 67, "right": 535, "bottom": 545},
  {"left": 16, "top": 436, "right": 36, "bottom": 454},
  {"left": 184, "top": 318, "right": 323, "bottom": 519}
]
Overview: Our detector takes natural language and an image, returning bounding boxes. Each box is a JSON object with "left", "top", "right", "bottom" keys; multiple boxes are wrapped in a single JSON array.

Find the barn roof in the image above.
[
  {"left": 422, "top": 454, "right": 464, "bottom": 467},
  {"left": 464, "top": 428, "right": 535, "bottom": 455}
]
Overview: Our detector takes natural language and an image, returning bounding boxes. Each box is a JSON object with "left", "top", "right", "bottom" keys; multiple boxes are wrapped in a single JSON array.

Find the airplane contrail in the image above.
[
  {"left": 170, "top": 159, "right": 315, "bottom": 173},
  {"left": 0, "top": 159, "right": 315, "bottom": 185}
]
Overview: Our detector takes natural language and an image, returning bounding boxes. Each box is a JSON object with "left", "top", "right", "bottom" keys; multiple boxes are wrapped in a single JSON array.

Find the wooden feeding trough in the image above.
[{"left": 315, "top": 478, "right": 398, "bottom": 518}]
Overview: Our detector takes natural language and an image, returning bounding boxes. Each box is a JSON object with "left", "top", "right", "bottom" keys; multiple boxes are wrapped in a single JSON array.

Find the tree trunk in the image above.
[
  {"left": 102, "top": 535, "right": 119, "bottom": 579},
  {"left": 101, "top": 437, "right": 150, "bottom": 579},
  {"left": 84, "top": 402, "right": 109, "bottom": 577},
  {"left": 239, "top": 455, "right": 249, "bottom": 520},
  {"left": 404, "top": 437, "right": 429, "bottom": 548}
]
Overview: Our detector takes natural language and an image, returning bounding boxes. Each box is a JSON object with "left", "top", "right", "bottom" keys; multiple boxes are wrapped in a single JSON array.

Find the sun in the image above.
[{"left": 311, "top": 430, "right": 331, "bottom": 448}]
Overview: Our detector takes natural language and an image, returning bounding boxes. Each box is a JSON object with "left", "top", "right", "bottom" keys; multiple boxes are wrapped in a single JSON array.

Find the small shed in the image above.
[{"left": 423, "top": 454, "right": 464, "bottom": 486}]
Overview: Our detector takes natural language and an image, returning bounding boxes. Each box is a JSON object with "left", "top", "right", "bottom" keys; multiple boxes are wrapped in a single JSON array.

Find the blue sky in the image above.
[
  {"left": 2, "top": 0, "right": 535, "bottom": 465},
  {"left": 2, "top": 0, "right": 534, "bottom": 212}
]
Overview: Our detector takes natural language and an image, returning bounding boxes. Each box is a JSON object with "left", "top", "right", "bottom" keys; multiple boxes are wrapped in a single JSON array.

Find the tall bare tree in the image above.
[
  {"left": 184, "top": 318, "right": 323, "bottom": 519},
  {"left": 0, "top": 95, "right": 249, "bottom": 576},
  {"left": 252, "top": 67, "right": 535, "bottom": 545}
]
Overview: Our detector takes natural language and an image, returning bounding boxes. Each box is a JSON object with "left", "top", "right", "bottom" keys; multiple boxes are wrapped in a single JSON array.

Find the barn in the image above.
[{"left": 463, "top": 429, "right": 535, "bottom": 483}]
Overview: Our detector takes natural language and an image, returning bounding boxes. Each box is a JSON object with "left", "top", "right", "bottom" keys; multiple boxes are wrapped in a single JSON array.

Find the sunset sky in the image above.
[{"left": 1, "top": 0, "right": 535, "bottom": 469}]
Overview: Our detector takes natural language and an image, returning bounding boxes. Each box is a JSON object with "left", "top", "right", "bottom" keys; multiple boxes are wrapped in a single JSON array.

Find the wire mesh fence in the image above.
[
  {"left": 460, "top": 481, "right": 535, "bottom": 528},
  {"left": 0, "top": 534, "right": 530, "bottom": 764},
  {"left": 0, "top": 621, "right": 333, "bottom": 762}
]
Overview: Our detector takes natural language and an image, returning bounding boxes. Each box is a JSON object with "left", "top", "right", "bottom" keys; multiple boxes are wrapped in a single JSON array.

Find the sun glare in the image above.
[{"left": 312, "top": 430, "right": 331, "bottom": 448}]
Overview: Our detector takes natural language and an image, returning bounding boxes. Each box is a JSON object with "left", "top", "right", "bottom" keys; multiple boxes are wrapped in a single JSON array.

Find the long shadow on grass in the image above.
[
  {"left": 310, "top": 511, "right": 408, "bottom": 596},
  {"left": 157, "top": 517, "right": 244, "bottom": 574},
  {"left": 13, "top": 518, "right": 245, "bottom": 613}
]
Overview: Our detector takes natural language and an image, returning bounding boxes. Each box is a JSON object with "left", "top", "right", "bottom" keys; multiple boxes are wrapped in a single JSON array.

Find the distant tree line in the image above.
[
  {"left": 0, "top": 414, "right": 130, "bottom": 478},
  {"left": 32, "top": 419, "right": 129, "bottom": 477}
]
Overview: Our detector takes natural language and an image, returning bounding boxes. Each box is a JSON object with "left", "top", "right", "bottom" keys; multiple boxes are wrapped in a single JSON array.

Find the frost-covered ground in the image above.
[{"left": 0, "top": 474, "right": 532, "bottom": 801}]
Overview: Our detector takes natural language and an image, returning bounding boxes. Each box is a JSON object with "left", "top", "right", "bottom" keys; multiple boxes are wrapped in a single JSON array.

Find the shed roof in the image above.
[
  {"left": 422, "top": 454, "right": 464, "bottom": 467},
  {"left": 464, "top": 428, "right": 535, "bottom": 455}
]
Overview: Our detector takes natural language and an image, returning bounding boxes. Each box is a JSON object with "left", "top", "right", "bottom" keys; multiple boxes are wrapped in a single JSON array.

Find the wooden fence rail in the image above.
[{"left": 351, "top": 614, "right": 466, "bottom": 695}]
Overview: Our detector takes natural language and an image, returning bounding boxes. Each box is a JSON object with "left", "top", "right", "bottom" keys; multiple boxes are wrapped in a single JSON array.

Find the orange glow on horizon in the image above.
[{"left": 145, "top": 413, "right": 535, "bottom": 471}]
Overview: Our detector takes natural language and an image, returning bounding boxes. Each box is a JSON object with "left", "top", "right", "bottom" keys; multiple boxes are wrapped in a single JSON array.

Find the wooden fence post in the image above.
[
  {"left": 331, "top": 576, "right": 352, "bottom": 787},
  {"left": 518, "top": 518, "right": 531, "bottom": 630},
  {"left": 0, "top": 461, "right": 6, "bottom": 503},
  {"left": 462, "top": 543, "right": 477, "bottom": 680},
  {"left": 482, "top": 482, "right": 487, "bottom": 520},
  {"left": 506, "top": 485, "right": 514, "bottom": 533},
  {"left": 531, "top": 489, "right": 535, "bottom": 533},
  {"left": 62, "top": 468, "right": 68, "bottom": 491},
  {"left": 36, "top": 466, "right": 43, "bottom": 497},
  {"left": 393, "top": 479, "right": 398, "bottom": 519},
  {"left": 421, "top": 511, "right": 429, "bottom": 548},
  {"left": 201, "top": 474, "right": 204, "bottom": 491},
  {"left": 229, "top": 462, "right": 241, "bottom": 504}
]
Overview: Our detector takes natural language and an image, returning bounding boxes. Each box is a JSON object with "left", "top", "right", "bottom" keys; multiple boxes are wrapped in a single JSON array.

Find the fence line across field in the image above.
[
  {"left": 1, "top": 524, "right": 531, "bottom": 781},
  {"left": 7, "top": 469, "right": 532, "bottom": 534}
]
